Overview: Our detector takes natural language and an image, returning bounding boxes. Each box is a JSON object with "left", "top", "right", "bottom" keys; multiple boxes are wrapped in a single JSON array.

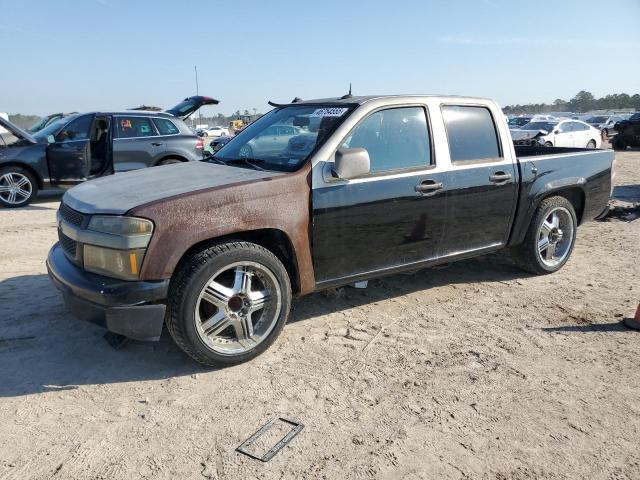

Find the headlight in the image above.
[
  {"left": 83, "top": 216, "right": 154, "bottom": 280},
  {"left": 88, "top": 216, "right": 153, "bottom": 235},
  {"left": 84, "top": 245, "right": 147, "bottom": 280}
]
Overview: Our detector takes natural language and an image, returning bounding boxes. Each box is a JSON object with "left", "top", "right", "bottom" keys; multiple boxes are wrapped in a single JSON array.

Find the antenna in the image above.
[{"left": 340, "top": 83, "right": 353, "bottom": 100}]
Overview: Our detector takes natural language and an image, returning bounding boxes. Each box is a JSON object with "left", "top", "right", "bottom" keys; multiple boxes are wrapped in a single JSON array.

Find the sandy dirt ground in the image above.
[{"left": 0, "top": 149, "right": 639, "bottom": 480}]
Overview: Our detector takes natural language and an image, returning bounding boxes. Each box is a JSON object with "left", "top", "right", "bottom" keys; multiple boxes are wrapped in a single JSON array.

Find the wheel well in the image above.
[
  {"left": 176, "top": 229, "right": 301, "bottom": 294},
  {"left": 543, "top": 187, "right": 585, "bottom": 224},
  {"left": 0, "top": 162, "right": 44, "bottom": 189},
  {"left": 155, "top": 155, "right": 188, "bottom": 166}
]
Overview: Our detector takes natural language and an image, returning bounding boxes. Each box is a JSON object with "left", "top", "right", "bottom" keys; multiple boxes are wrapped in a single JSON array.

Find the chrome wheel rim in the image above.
[
  {"left": 0, "top": 172, "right": 32, "bottom": 205},
  {"left": 194, "top": 261, "right": 281, "bottom": 355},
  {"left": 537, "top": 207, "right": 574, "bottom": 268}
]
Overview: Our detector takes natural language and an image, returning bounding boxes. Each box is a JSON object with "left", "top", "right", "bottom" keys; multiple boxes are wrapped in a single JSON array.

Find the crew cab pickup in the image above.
[{"left": 46, "top": 95, "right": 614, "bottom": 366}]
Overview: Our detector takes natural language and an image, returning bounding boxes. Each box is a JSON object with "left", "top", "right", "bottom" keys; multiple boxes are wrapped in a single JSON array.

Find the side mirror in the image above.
[
  {"left": 46, "top": 135, "right": 56, "bottom": 144},
  {"left": 553, "top": 130, "right": 559, "bottom": 135},
  {"left": 332, "top": 148, "right": 370, "bottom": 179}
]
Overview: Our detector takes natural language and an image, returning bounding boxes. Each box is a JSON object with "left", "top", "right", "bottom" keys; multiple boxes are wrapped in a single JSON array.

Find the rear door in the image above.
[
  {"left": 312, "top": 105, "right": 448, "bottom": 284},
  {"left": 165, "top": 96, "right": 220, "bottom": 120},
  {"left": 112, "top": 116, "right": 165, "bottom": 171},
  {"left": 440, "top": 105, "right": 517, "bottom": 254},
  {"left": 47, "top": 114, "right": 94, "bottom": 184}
]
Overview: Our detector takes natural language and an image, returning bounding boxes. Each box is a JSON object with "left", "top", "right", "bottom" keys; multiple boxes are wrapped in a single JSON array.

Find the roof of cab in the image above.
[{"left": 277, "top": 94, "right": 493, "bottom": 106}]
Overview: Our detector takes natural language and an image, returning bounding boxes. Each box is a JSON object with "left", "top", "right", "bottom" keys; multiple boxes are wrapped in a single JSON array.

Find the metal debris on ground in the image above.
[{"left": 236, "top": 418, "right": 304, "bottom": 462}]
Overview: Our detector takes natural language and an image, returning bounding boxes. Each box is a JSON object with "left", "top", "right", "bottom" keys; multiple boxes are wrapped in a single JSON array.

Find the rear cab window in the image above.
[
  {"left": 341, "top": 106, "right": 432, "bottom": 174},
  {"left": 153, "top": 118, "right": 180, "bottom": 136},
  {"left": 442, "top": 105, "right": 501, "bottom": 163},
  {"left": 116, "top": 117, "right": 158, "bottom": 139}
]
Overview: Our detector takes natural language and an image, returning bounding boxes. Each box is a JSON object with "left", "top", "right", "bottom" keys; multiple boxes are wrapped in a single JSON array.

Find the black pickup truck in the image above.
[{"left": 47, "top": 95, "right": 615, "bottom": 366}]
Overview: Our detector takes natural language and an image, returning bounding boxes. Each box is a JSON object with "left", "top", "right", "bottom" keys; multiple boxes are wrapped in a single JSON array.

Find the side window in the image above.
[
  {"left": 55, "top": 115, "right": 93, "bottom": 142},
  {"left": 576, "top": 122, "right": 589, "bottom": 131},
  {"left": 442, "top": 105, "right": 500, "bottom": 162},
  {"left": 341, "top": 106, "right": 431, "bottom": 173},
  {"left": 116, "top": 117, "right": 157, "bottom": 139},
  {"left": 153, "top": 118, "right": 180, "bottom": 136},
  {"left": 557, "top": 122, "right": 571, "bottom": 133}
]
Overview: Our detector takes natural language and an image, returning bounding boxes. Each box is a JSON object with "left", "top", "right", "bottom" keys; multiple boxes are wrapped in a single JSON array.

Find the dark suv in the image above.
[
  {"left": 0, "top": 96, "right": 217, "bottom": 207},
  {"left": 612, "top": 113, "right": 640, "bottom": 150}
]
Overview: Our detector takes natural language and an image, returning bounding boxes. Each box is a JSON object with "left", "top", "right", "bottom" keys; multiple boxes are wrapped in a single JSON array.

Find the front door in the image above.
[
  {"left": 312, "top": 106, "right": 448, "bottom": 285},
  {"left": 47, "top": 114, "right": 94, "bottom": 184},
  {"left": 440, "top": 105, "right": 518, "bottom": 254},
  {"left": 112, "top": 116, "right": 165, "bottom": 171},
  {"left": 553, "top": 122, "right": 574, "bottom": 147}
]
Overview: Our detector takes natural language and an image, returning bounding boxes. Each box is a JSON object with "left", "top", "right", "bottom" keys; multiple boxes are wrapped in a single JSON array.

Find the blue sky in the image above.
[{"left": 1, "top": 0, "right": 639, "bottom": 116}]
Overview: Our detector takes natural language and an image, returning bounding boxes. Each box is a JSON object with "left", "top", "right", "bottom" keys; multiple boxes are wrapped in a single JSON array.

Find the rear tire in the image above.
[
  {"left": 166, "top": 241, "right": 292, "bottom": 366},
  {"left": 511, "top": 196, "right": 577, "bottom": 275},
  {"left": 544, "top": 141, "right": 553, "bottom": 147},
  {"left": 586, "top": 140, "right": 596, "bottom": 149},
  {"left": 158, "top": 158, "right": 183, "bottom": 166},
  {"left": 0, "top": 167, "right": 38, "bottom": 208}
]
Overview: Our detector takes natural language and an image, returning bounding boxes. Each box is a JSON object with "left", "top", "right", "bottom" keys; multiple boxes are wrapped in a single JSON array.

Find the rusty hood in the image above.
[{"left": 62, "top": 161, "right": 284, "bottom": 215}]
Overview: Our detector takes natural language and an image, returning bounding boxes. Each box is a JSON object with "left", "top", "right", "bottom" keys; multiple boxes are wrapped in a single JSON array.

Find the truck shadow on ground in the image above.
[{"left": 0, "top": 254, "right": 532, "bottom": 397}]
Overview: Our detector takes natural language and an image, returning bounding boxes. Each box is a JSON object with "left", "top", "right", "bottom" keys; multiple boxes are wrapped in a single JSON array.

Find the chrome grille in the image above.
[
  {"left": 59, "top": 231, "right": 77, "bottom": 257},
  {"left": 59, "top": 203, "right": 86, "bottom": 227}
]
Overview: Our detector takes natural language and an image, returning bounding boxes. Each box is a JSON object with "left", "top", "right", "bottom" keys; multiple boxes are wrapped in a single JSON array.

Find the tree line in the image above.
[{"left": 503, "top": 91, "right": 640, "bottom": 115}]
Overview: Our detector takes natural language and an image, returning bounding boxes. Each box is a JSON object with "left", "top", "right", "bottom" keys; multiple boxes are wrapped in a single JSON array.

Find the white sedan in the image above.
[
  {"left": 517, "top": 120, "right": 601, "bottom": 148},
  {"left": 201, "top": 126, "right": 230, "bottom": 137}
]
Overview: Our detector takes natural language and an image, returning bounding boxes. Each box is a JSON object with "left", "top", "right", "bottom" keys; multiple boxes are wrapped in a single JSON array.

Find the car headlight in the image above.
[
  {"left": 83, "top": 216, "right": 154, "bottom": 280},
  {"left": 84, "top": 245, "right": 147, "bottom": 280},
  {"left": 88, "top": 216, "right": 153, "bottom": 235}
]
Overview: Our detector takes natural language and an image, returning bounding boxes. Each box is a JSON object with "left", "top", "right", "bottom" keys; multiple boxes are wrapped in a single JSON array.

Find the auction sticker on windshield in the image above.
[{"left": 311, "top": 107, "right": 349, "bottom": 117}]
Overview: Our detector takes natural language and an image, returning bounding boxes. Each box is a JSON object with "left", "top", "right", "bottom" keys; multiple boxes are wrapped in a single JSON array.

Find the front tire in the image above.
[
  {"left": 0, "top": 167, "right": 38, "bottom": 208},
  {"left": 544, "top": 141, "right": 553, "bottom": 148},
  {"left": 586, "top": 140, "right": 596, "bottom": 149},
  {"left": 612, "top": 137, "right": 627, "bottom": 151},
  {"left": 511, "top": 196, "right": 577, "bottom": 275},
  {"left": 166, "top": 241, "right": 292, "bottom": 366}
]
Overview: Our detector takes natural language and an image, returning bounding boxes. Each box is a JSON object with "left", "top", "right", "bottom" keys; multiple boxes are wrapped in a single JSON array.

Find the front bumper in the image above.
[{"left": 46, "top": 243, "right": 169, "bottom": 341}]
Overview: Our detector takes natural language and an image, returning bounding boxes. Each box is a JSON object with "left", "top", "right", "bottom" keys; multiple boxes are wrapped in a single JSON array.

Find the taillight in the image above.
[{"left": 195, "top": 139, "right": 204, "bottom": 150}]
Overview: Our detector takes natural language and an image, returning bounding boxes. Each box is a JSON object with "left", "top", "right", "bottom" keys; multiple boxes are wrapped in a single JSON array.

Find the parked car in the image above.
[
  {"left": 585, "top": 115, "right": 626, "bottom": 137},
  {"left": 511, "top": 119, "right": 601, "bottom": 148},
  {"left": 0, "top": 96, "right": 217, "bottom": 207},
  {"left": 47, "top": 94, "right": 614, "bottom": 366},
  {"left": 612, "top": 112, "right": 640, "bottom": 150},
  {"left": 205, "top": 135, "right": 234, "bottom": 154},
  {"left": 201, "top": 126, "right": 230, "bottom": 137},
  {"left": 27, "top": 113, "right": 75, "bottom": 133},
  {"left": 507, "top": 116, "right": 532, "bottom": 129},
  {"left": 237, "top": 124, "right": 302, "bottom": 157}
]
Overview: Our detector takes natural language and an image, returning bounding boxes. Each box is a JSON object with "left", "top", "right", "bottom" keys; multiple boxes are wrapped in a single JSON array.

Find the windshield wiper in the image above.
[
  {"left": 223, "top": 157, "right": 266, "bottom": 171},
  {"left": 203, "top": 154, "right": 228, "bottom": 165}
]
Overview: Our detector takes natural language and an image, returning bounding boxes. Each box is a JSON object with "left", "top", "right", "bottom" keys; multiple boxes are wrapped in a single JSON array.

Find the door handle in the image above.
[
  {"left": 489, "top": 172, "right": 512, "bottom": 183},
  {"left": 415, "top": 180, "right": 443, "bottom": 196},
  {"left": 151, "top": 142, "right": 164, "bottom": 146}
]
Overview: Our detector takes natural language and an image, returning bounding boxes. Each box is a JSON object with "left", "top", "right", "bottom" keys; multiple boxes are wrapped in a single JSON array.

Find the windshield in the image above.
[
  {"left": 214, "top": 105, "right": 353, "bottom": 172},
  {"left": 32, "top": 116, "right": 75, "bottom": 140},
  {"left": 521, "top": 121, "right": 557, "bottom": 131},
  {"left": 27, "top": 115, "right": 56, "bottom": 133},
  {"left": 586, "top": 116, "right": 607, "bottom": 124}
]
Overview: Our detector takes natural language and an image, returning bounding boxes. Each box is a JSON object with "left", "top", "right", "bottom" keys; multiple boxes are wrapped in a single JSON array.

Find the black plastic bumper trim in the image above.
[{"left": 47, "top": 243, "right": 169, "bottom": 341}]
